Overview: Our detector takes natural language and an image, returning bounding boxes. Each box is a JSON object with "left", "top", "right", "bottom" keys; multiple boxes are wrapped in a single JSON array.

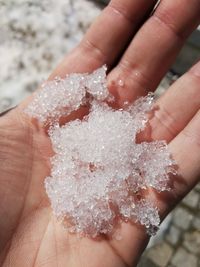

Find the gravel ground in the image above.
[{"left": 0, "top": 1, "right": 199, "bottom": 266}]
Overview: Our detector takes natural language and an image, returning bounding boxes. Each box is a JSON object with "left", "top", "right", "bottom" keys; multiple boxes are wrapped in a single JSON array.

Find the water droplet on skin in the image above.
[
  {"left": 118, "top": 79, "right": 124, "bottom": 87},
  {"left": 134, "top": 71, "right": 139, "bottom": 77}
]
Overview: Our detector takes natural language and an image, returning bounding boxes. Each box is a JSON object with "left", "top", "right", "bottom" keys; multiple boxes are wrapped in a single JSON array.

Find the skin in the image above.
[{"left": 0, "top": 0, "right": 200, "bottom": 266}]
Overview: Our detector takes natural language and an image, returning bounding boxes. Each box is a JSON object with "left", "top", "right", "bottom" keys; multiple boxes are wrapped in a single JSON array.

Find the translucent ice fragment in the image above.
[
  {"left": 25, "top": 74, "right": 86, "bottom": 123},
  {"left": 134, "top": 200, "right": 160, "bottom": 235},
  {"left": 24, "top": 65, "right": 111, "bottom": 123},
  {"left": 85, "top": 65, "right": 109, "bottom": 101},
  {"left": 136, "top": 141, "right": 176, "bottom": 191}
]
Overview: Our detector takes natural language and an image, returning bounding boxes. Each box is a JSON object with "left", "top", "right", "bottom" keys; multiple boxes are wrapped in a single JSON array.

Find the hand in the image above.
[{"left": 0, "top": 0, "right": 200, "bottom": 266}]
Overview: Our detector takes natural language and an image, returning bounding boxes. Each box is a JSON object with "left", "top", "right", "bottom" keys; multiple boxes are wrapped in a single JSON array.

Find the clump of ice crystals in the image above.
[
  {"left": 25, "top": 65, "right": 110, "bottom": 123},
  {"left": 25, "top": 66, "right": 176, "bottom": 237}
]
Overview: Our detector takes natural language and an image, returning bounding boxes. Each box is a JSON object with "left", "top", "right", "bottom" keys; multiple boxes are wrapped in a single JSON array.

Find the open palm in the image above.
[{"left": 0, "top": 0, "right": 200, "bottom": 266}]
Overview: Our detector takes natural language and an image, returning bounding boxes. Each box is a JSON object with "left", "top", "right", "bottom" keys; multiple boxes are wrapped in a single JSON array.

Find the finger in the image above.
[
  {"left": 50, "top": 0, "right": 157, "bottom": 78},
  {"left": 152, "top": 109, "right": 200, "bottom": 219},
  {"left": 108, "top": 0, "right": 200, "bottom": 106},
  {"left": 170, "top": 110, "right": 200, "bottom": 195},
  {"left": 148, "top": 60, "right": 200, "bottom": 142}
]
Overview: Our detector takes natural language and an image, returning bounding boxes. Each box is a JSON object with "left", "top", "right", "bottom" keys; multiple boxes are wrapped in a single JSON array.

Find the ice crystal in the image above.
[
  {"left": 25, "top": 65, "right": 110, "bottom": 123},
  {"left": 25, "top": 66, "right": 176, "bottom": 238}
]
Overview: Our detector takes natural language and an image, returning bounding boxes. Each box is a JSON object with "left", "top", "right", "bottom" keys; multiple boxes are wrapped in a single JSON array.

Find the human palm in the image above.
[
  {"left": 0, "top": 0, "right": 200, "bottom": 266},
  {"left": 0, "top": 95, "right": 149, "bottom": 267}
]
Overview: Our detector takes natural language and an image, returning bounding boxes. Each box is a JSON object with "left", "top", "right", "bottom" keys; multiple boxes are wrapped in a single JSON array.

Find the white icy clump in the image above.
[
  {"left": 25, "top": 66, "right": 176, "bottom": 237},
  {"left": 25, "top": 66, "right": 110, "bottom": 123}
]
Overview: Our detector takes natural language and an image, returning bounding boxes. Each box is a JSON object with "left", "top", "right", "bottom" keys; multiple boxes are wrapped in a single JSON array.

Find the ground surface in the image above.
[{"left": 0, "top": 1, "right": 200, "bottom": 266}]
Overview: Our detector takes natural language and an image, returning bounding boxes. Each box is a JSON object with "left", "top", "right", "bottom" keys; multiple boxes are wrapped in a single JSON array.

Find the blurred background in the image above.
[{"left": 0, "top": 1, "right": 200, "bottom": 266}]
